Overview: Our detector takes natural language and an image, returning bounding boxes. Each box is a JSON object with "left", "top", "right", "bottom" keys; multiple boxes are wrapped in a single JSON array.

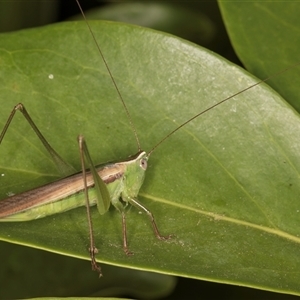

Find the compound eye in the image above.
[{"left": 140, "top": 158, "right": 147, "bottom": 170}]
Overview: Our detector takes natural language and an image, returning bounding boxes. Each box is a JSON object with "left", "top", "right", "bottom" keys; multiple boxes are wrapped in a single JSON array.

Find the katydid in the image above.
[{"left": 0, "top": 1, "right": 299, "bottom": 277}]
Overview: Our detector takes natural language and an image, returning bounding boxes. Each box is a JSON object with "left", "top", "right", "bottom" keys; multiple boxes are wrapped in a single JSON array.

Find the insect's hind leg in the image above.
[
  {"left": 0, "top": 103, "right": 75, "bottom": 176},
  {"left": 128, "top": 197, "right": 172, "bottom": 241}
]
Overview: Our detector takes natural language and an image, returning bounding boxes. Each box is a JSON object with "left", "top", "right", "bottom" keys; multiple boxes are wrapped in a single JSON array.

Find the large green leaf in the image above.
[{"left": 0, "top": 21, "right": 300, "bottom": 296}]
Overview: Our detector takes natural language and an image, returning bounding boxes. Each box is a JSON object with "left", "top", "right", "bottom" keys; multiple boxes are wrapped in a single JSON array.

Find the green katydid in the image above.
[{"left": 2, "top": 0, "right": 300, "bottom": 278}]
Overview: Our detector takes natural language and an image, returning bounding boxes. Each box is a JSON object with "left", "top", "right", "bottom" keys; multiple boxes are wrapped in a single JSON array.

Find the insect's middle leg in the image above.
[{"left": 129, "top": 198, "right": 172, "bottom": 241}]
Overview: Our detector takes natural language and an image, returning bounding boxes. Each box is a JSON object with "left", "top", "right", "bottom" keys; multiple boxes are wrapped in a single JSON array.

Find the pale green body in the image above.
[{"left": 0, "top": 151, "right": 147, "bottom": 222}]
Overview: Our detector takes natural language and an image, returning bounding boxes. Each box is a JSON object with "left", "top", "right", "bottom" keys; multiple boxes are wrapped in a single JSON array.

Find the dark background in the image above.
[{"left": 0, "top": 1, "right": 298, "bottom": 299}]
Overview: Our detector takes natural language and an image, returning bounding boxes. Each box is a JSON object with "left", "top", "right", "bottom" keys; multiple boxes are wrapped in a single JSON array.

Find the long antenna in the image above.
[
  {"left": 148, "top": 62, "right": 300, "bottom": 156},
  {"left": 75, "top": 0, "right": 141, "bottom": 151}
]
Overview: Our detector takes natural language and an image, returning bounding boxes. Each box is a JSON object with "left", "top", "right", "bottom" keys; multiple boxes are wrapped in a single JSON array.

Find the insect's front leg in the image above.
[
  {"left": 121, "top": 211, "right": 133, "bottom": 256},
  {"left": 112, "top": 199, "right": 133, "bottom": 255}
]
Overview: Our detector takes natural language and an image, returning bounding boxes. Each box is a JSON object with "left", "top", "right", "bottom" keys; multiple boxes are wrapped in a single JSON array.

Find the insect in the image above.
[{"left": 0, "top": 0, "right": 300, "bottom": 278}]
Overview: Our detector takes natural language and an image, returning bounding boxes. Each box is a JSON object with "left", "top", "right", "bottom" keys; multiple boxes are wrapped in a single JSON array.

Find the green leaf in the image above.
[
  {"left": 219, "top": 1, "right": 300, "bottom": 111},
  {"left": 0, "top": 20, "right": 299, "bottom": 296}
]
